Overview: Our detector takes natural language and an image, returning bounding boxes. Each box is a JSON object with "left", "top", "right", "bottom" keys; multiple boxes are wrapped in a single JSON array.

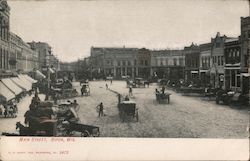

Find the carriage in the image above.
[
  {"left": 155, "top": 92, "right": 171, "bottom": 104},
  {"left": 118, "top": 100, "right": 138, "bottom": 122},
  {"left": 62, "top": 122, "right": 100, "bottom": 137},
  {"left": 81, "top": 83, "right": 90, "bottom": 96},
  {"left": 52, "top": 88, "right": 78, "bottom": 99}
]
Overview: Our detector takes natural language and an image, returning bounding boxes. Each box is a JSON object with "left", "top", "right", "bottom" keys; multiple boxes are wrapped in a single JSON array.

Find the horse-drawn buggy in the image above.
[
  {"left": 155, "top": 91, "right": 171, "bottom": 104},
  {"left": 61, "top": 122, "right": 100, "bottom": 137},
  {"left": 51, "top": 80, "right": 78, "bottom": 99},
  {"left": 81, "top": 83, "right": 90, "bottom": 96},
  {"left": 130, "top": 78, "right": 149, "bottom": 88},
  {"left": 118, "top": 100, "right": 139, "bottom": 122}
]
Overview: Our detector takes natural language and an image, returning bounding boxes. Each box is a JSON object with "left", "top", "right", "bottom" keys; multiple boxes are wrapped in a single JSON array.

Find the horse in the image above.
[
  {"left": 144, "top": 81, "right": 150, "bottom": 88},
  {"left": 16, "top": 122, "right": 32, "bottom": 136}
]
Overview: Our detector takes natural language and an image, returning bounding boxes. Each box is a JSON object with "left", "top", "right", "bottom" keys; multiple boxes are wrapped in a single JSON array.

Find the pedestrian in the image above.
[
  {"left": 72, "top": 100, "right": 80, "bottom": 111},
  {"left": 117, "top": 94, "right": 121, "bottom": 104},
  {"left": 124, "top": 95, "right": 130, "bottom": 101},
  {"left": 161, "top": 85, "right": 165, "bottom": 94},
  {"left": 97, "top": 102, "right": 104, "bottom": 117},
  {"left": 129, "top": 86, "right": 133, "bottom": 96},
  {"left": 110, "top": 79, "right": 112, "bottom": 85},
  {"left": 106, "top": 83, "right": 108, "bottom": 90}
]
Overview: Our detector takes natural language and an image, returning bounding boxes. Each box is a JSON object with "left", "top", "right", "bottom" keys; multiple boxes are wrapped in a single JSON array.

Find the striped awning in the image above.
[{"left": 0, "top": 82, "right": 15, "bottom": 102}]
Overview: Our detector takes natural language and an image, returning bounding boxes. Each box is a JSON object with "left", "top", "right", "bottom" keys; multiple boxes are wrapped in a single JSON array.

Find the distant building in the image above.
[
  {"left": 0, "top": 0, "right": 10, "bottom": 72},
  {"left": 240, "top": 16, "right": 250, "bottom": 97},
  {"left": 9, "top": 32, "right": 39, "bottom": 72},
  {"left": 151, "top": 49, "right": 185, "bottom": 81},
  {"left": 90, "top": 47, "right": 151, "bottom": 79},
  {"left": 199, "top": 43, "right": 211, "bottom": 87},
  {"left": 28, "top": 41, "right": 59, "bottom": 71},
  {"left": 224, "top": 38, "right": 241, "bottom": 91},
  {"left": 184, "top": 43, "right": 200, "bottom": 84}
]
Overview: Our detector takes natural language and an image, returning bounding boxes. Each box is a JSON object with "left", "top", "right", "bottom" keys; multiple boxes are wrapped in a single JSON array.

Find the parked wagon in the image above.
[
  {"left": 118, "top": 100, "right": 138, "bottom": 122},
  {"left": 155, "top": 92, "right": 171, "bottom": 104},
  {"left": 63, "top": 122, "right": 100, "bottom": 137}
]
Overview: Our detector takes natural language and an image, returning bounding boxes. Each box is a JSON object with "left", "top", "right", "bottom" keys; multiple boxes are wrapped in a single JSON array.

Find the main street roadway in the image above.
[{"left": 73, "top": 81, "right": 249, "bottom": 138}]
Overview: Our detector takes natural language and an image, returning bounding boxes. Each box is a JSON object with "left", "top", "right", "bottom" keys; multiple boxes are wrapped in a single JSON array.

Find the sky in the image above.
[{"left": 8, "top": 0, "right": 249, "bottom": 62}]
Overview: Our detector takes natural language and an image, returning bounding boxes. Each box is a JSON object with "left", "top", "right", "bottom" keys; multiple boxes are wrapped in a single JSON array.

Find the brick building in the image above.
[
  {"left": 184, "top": 43, "right": 200, "bottom": 85},
  {"left": 224, "top": 38, "right": 241, "bottom": 91},
  {"left": 10, "top": 32, "right": 39, "bottom": 72},
  {"left": 240, "top": 16, "right": 250, "bottom": 97},
  {"left": 151, "top": 49, "right": 185, "bottom": 81},
  {"left": 90, "top": 47, "right": 151, "bottom": 79},
  {"left": 28, "top": 41, "right": 59, "bottom": 71},
  {"left": 199, "top": 43, "right": 211, "bottom": 87},
  {"left": 0, "top": 0, "right": 10, "bottom": 73}
]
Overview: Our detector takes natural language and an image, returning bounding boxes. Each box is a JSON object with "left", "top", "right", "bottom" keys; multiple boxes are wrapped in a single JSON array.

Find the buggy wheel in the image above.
[
  {"left": 136, "top": 111, "right": 139, "bottom": 122},
  {"left": 81, "top": 130, "right": 90, "bottom": 137}
]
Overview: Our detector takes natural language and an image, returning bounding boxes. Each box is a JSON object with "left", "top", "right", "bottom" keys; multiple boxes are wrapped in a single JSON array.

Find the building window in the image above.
[
  {"left": 118, "top": 61, "right": 121, "bottom": 66},
  {"left": 128, "top": 61, "right": 131, "bottom": 66},
  {"left": 173, "top": 58, "right": 177, "bottom": 66},
  {"left": 216, "top": 42, "right": 220, "bottom": 48},
  {"left": 106, "top": 60, "right": 110, "bottom": 65},
  {"left": 145, "top": 60, "right": 148, "bottom": 66},
  {"left": 122, "top": 60, "right": 126, "bottom": 66},
  {"left": 140, "top": 60, "right": 143, "bottom": 66},
  {"left": 218, "top": 56, "right": 221, "bottom": 66},
  {"left": 221, "top": 56, "right": 223, "bottom": 65},
  {"left": 231, "top": 70, "right": 236, "bottom": 87},
  {"left": 166, "top": 58, "right": 168, "bottom": 66},
  {"left": 134, "top": 60, "right": 137, "bottom": 66}
]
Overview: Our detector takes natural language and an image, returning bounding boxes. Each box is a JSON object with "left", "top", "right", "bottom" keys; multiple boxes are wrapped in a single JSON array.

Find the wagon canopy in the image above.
[
  {"left": 0, "top": 81, "right": 15, "bottom": 102},
  {"left": 1, "top": 78, "right": 23, "bottom": 95}
]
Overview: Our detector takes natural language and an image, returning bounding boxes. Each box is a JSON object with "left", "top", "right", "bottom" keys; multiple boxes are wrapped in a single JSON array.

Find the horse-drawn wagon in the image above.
[
  {"left": 155, "top": 92, "right": 171, "bottom": 104},
  {"left": 62, "top": 122, "right": 100, "bottom": 137},
  {"left": 81, "top": 83, "right": 90, "bottom": 96},
  {"left": 118, "top": 100, "right": 138, "bottom": 122}
]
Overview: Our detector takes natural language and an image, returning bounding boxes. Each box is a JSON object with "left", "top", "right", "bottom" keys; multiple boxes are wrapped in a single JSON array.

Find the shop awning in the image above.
[
  {"left": 49, "top": 68, "right": 55, "bottom": 74},
  {"left": 35, "top": 70, "right": 46, "bottom": 79},
  {"left": 191, "top": 71, "right": 198, "bottom": 74},
  {"left": 241, "top": 73, "right": 250, "bottom": 77},
  {"left": 1, "top": 78, "right": 23, "bottom": 95},
  {"left": 0, "top": 81, "right": 15, "bottom": 102},
  {"left": 20, "top": 74, "right": 38, "bottom": 83},
  {"left": 11, "top": 77, "right": 32, "bottom": 91},
  {"left": 18, "top": 75, "right": 33, "bottom": 88}
]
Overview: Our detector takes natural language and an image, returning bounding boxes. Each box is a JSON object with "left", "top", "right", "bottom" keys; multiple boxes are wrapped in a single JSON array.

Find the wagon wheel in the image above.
[
  {"left": 121, "top": 111, "right": 125, "bottom": 122},
  {"left": 135, "top": 110, "right": 139, "bottom": 122},
  {"left": 81, "top": 130, "right": 90, "bottom": 137}
]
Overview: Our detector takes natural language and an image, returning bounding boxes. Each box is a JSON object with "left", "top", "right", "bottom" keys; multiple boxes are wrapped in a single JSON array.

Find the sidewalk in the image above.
[{"left": 0, "top": 94, "right": 45, "bottom": 134}]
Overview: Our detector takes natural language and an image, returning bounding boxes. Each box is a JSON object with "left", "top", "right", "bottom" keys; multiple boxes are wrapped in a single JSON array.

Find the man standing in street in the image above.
[
  {"left": 129, "top": 86, "right": 133, "bottom": 96},
  {"left": 97, "top": 102, "right": 104, "bottom": 117}
]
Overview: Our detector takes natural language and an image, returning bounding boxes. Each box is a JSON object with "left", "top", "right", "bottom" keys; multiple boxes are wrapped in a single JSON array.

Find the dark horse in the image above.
[
  {"left": 144, "top": 81, "right": 150, "bottom": 88},
  {"left": 16, "top": 122, "right": 32, "bottom": 136}
]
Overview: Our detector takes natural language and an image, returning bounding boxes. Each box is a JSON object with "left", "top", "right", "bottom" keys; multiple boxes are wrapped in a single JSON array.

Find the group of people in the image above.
[
  {"left": 155, "top": 86, "right": 166, "bottom": 95},
  {"left": 0, "top": 101, "right": 18, "bottom": 118}
]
